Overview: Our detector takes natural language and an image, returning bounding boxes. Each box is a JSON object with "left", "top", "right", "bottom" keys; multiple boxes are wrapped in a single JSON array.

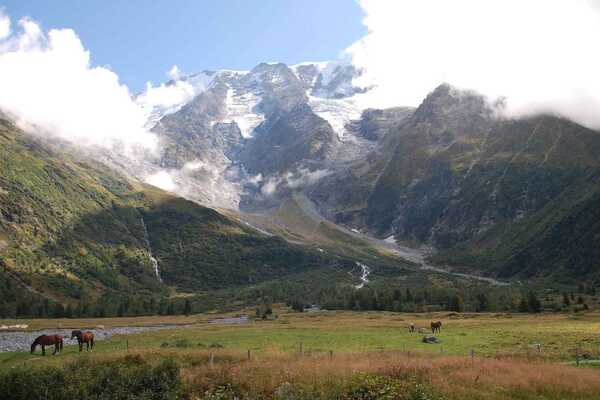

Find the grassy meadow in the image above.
[{"left": 2, "top": 309, "right": 600, "bottom": 399}]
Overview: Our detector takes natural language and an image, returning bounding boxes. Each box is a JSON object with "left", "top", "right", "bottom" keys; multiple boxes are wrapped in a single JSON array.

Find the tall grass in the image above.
[
  {"left": 3, "top": 349, "right": 600, "bottom": 399},
  {"left": 177, "top": 349, "right": 600, "bottom": 399}
]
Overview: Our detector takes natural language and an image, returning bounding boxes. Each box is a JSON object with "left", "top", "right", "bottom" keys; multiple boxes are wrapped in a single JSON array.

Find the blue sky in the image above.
[{"left": 2, "top": 0, "right": 366, "bottom": 92}]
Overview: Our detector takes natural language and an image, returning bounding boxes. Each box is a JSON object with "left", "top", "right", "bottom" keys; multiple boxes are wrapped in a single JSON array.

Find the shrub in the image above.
[
  {"left": 342, "top": 375, "right": 440, "bottom": 400},
  {"left": 0, "top": 355, "right": 181, "bottom": 400}
]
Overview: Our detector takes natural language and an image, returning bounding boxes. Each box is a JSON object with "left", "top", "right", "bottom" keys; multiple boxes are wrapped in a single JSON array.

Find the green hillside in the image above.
[
  {"left": 0, "top": 119, "right": 358, "bottom": 317},
  {"left": 364, "top": 85, "right": 600, "bottom": 283}
]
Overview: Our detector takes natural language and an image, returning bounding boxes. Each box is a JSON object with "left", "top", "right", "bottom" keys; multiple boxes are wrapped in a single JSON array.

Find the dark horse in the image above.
[
  {"left": 71, "top": 330, "right": 94, "bottom": 352},
  {"left": 31, "top": 335, "right": 63, "bottom": 356},
  {"left": 431, "top": 320, "right": 442, "bottom": 334}
]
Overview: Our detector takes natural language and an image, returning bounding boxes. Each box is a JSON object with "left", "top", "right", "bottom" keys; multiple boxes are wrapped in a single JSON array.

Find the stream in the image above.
[{"left": 292, "top": 192, "right": 509, "bottom": 286}]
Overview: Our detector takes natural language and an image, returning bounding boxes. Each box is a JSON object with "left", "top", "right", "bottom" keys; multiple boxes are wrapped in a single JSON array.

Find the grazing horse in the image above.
[
  {"left": 31, "top": 335, "right": 63, "bottom": 356},
  {"left": 71, "top": 330, "right": 94, "bottom": 352},
  {"left": 408, "top": 323, "right": 415, "bottom": 333},
  {"left": 430, "top": 320, "right": 442, "bottom": 334}
]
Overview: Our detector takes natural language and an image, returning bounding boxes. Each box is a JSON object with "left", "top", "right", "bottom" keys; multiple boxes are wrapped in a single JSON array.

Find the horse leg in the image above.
[
  {"left": 42, "top": 345, "right": 45, "bottom": 356},
  {"left": 53, "top": 344, "right": 57, "bottom": 355},
  {"left": 79, "top": 341, "right": 83, "bottom": 352}
]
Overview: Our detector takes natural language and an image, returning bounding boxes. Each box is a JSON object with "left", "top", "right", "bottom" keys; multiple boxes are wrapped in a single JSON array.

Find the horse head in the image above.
[
  {"left": 71, "top": 330, "right": 82, "bottom": 340},
  {"left": 30, "top": 335, "right": 42, "bottom": 353}
]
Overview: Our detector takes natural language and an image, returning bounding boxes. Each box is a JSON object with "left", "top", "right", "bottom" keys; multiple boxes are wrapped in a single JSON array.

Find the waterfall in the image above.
[
  {"left": 355, "top": 262, "right": 371, "bottom": 289},
  {"left": 140, "top": 217, "right": 162, "bottom": 283}
]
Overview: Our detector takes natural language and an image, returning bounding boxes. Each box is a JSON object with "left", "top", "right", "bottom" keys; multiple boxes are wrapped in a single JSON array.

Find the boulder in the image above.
[{"left": 422, "top": 335, "right": 439, "bottom": 344}]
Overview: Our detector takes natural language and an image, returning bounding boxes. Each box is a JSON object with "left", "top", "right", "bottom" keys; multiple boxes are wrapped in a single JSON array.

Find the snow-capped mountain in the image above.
[
  {"left": 134, "top": 60, "right": 398, "bottom": 210},
  {"left": 137, "top": 60, "right": 369, "bottom": 140}
]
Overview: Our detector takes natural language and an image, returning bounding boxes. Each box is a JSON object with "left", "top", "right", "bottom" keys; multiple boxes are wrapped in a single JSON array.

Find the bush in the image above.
[
  {"left": 342, "top": 375, "right": 440, "bottom": 400},
  {"left": 0, "top": 355, "right": 181, "bottom": 400}
]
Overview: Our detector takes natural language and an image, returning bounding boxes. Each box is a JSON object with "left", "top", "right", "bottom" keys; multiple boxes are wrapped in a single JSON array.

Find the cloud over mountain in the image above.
[
  {"left": 0, "top": 11, "right": 156, "bottom": 150},
  {"left": 349, "top": 0, "right": 600, "bottom": 129}
]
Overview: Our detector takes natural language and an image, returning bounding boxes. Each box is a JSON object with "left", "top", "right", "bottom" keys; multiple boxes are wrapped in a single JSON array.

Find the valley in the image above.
[
  {"left": 2, "top": 309, "right": 600, "bottom": 399},
  {"left": 3, "top": 60, "right": 600, "bottom": 320},
  {"left": 2, "top": 2, "right": 600, "bottom": 399}
]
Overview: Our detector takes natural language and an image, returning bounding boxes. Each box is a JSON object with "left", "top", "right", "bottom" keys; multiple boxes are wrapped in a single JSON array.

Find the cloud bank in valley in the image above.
[
  {"left": 349, "top": 0, "right": 600, "bottom": 129},
  {"left": 0, "top": 11, "right": 156, "bottom": 150}
]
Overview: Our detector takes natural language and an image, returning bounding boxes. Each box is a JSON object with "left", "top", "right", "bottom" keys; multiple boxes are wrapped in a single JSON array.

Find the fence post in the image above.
[
  {"left": 300, "top": 342, "right": 303, "bottom": 356},
  {"left": 247, "top": 349, "right": 251, "bottom": 361},
  {"left": 470, "top": 349, "right": 475, "bottom": 361},
  {"left": 329, "top": 350, "right": 333, "bottom": 359},
  {"left": 126, "top": 340, "right": 129, "bottom": 352},
  {"left": 576, "top": 345, "right": 580, "bottom": 366},
  {"left": 209, "top": 352, "right": 214, "bottom": 368}
]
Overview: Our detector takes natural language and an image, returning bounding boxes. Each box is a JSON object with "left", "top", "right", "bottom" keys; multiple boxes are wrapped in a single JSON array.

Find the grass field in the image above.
[{"left": 3, "top": 310, "right": 600, "bottom": 399}]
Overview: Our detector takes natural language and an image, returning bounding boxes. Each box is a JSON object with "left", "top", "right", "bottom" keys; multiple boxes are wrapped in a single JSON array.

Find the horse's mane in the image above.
[{"left": 33, "top": 334, "right": 46, "bottom": 343}]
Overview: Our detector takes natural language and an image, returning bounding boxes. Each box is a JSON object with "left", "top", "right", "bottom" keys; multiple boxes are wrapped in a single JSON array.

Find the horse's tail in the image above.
[{"left": 90, "top": 337, "right": 94, "bottom": 349}]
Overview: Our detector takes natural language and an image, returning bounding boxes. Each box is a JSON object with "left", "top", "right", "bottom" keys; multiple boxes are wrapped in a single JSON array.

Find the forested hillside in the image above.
[{"left": 0, "top": 119, "right": 357, "bottom": 317}]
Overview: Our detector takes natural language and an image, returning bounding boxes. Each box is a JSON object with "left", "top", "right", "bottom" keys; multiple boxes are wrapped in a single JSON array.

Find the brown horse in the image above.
[
  {"left": 430, "top": 320, "right": 442, "bottom": 334},
  {"left": 31, "top": 335, "right": 63, "bottom": 356},
  {"left": 71, "top": 330, "right": 94, "bottom": 352}
]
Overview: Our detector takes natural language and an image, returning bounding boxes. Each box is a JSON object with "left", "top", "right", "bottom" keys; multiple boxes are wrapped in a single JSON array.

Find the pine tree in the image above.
[
  {"left": 291, "top": 299, "right": 304, "bottom": 312},
  {"left": 476, "top": 293, "right": 490, "bottom": 312},
  {"left": 562, "top": 292, "right": 571, "bottom": 307},
  {"left": 527, "top": 292, "right": 542, "bottom": 313},
  {"left": 95, "top": 304, "right": 106, "bottom": 318},
  {"left": 53, "top": 303, "right": 65, "bottom": 318},
  {"left": 518, "top": 297, "right": 529, "bottom": 313},
  {"left": 449, "top": 294, "right": 465, "bottom": 312},
  {"left": 167, "top": 302, "right": 175, "bottom": 315},
  {"left": 183, "top": 299, "right": 192, "bottom": 316},
  {"left": 117, "top": 302, "right": 126, "bottom": 317}
]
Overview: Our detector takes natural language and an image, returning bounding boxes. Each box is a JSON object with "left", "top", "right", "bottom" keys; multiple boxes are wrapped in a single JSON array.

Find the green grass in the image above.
[
  {"left": 3, "top": 310, "right": 600, "bottom": 368},
  {"left": 4, "top": 310, "right": 600, "bottom": 400}
]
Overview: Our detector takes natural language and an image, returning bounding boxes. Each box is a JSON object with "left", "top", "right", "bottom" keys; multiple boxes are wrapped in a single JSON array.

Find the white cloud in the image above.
[
  {"left": 349, "top": 0, "right": 600, "bottom": 129},
  {"left": 260, "top": 177, "right": 279, "bottom": 196},
  {"left": 259, "top": 168, "right": 331, "bottom": 196},
  {"left": 167, "top": 65, "right": 181, "bottom": 80},
  {"left": 0, "top": 11, "right": 156, "bottom": 150},
  {"left": 136, "top": 79, "right": 196, "bottom": 125},
  {"left": 0, "top": 11, "right": 10, "bottom": 39},
  {"left": 145, "top": 170, "right": 176, "bottom": 191}
]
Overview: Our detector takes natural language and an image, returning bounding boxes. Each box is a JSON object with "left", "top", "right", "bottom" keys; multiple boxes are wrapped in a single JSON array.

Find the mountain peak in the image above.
[{"left": 413, "top": 83, "right": 493, "bottom": 124}]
